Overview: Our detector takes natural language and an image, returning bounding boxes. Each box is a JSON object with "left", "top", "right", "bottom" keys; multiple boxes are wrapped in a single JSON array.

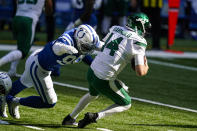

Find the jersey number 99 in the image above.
[{"left": 57, "top": 55, "right": 77, "bottom": 65}]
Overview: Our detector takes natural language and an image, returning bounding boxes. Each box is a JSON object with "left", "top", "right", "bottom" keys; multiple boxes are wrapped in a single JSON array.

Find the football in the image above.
[{"left": 131, "top": 58, "right": 135, "bottom": 71}]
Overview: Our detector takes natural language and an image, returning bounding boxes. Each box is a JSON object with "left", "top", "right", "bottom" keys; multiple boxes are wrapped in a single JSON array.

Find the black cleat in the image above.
[
  {"left": 62, "top": 114, "right": 78, "bottom": 126},
  {"left": 78, "top": 112, "right": 98, "bottom": 128}
]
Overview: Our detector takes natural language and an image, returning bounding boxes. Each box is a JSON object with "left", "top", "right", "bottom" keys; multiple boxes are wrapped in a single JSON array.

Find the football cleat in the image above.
[
  {"left": 78, "top": 112, "right": 98, "bottom": 128},
  {"left": 7, "top": 95, "right": 20, "bottom": 119},
  {"left": 62, "top": 114, "right": 78, "bottom": 126},
  {"left": 0, "top": 95, "right": 8, "bottom": 118}
]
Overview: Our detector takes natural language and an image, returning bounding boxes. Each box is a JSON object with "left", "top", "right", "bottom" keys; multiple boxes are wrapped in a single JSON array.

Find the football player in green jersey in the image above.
[
  {"left": 0, "top": 0, "right": 53, "bottom": 77},
  {"left": 62, "top": 13, "right": 151, "bottom": 128}
]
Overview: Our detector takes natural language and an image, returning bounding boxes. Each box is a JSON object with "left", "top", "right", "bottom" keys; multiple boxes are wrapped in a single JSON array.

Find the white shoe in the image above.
[
  {"left": 7, "top": 97, "right": 20, "bottom": 119},
  {"left": 0, "top": 95, "right": 8, "bottom": 118}
]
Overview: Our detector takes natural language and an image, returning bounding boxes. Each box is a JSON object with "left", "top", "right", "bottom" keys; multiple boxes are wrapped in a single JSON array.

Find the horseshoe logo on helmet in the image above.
[{"left": 77, "top": 28, "right": 86, "bottom": 38}]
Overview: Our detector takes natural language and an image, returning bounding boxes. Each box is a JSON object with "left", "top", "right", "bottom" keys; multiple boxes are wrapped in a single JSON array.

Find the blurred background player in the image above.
[
  {"left": 46, "top": 0, "right": 56, "bottom": 43},
  {"left": 5, "top": 24, "right": 103, "bottom": 119},
  {"left": 139, "top": 0, "right": 163, "bottom": 50},
  {"left": 66, "top": 0, "right": 102, "bottom": 30},
  {"left": 0, "top": 0, "right": 53, "bottom": 77},
  {"left": 62, "top": 13, "right": 150, "bottom": 128},
  {"left": 101, "top": 0, "right": 130, "bottom": 36}
]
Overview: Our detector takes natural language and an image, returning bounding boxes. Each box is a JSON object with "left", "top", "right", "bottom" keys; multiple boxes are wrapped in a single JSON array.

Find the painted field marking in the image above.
[
  {"left": 148, "top": 59, "right": 197, "bottom": 71},
  {"left": 23, "top": 125, "right": 45, "bottom": 130},
  {"left": 53, "top": 81, "right": 197, "bottom": 113},
  {"left": 0, "top": 120, "right": 9, "bottom": 125},
  {"left": 1, "top": 44, "right": 197, "bottom": 59},
  {"left": 0, "top": 119, "right": 45, "bottom": 130},
  {"left": 0, "top": 44, "right": 197, "bottom": 130},
  {"left": 97, "top": 127, "right": 113, "bottom": 131}
]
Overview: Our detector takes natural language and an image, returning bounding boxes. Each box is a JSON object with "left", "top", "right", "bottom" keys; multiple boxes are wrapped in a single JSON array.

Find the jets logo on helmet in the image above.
[
  {"left": 75, "top": 24, "right": 99, "bottom": 54},
  {"left": 126, "top": 13, "right": 151, "bottom": 36},
  {"left": 0, "top": 72, "right": 12, "bottom": 95}
]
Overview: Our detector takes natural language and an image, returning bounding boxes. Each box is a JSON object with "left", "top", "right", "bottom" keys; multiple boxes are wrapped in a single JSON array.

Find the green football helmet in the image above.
[{"left": 126, "top": 13, "right": 151, "bottom": 36}]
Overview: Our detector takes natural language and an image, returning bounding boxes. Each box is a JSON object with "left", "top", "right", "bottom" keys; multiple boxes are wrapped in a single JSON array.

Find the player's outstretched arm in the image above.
[{"left": 52, "top": 42, "right": 78, "bottom": 55}]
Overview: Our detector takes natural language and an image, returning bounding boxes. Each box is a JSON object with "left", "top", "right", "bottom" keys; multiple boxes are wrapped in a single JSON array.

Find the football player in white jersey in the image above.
[
  {"left": 2, "top": 24, "right": 103, "bottom": 119},
  {"left": 62, "top": 13, "right": 151, "bottom": 128},
  {"left": 0, "top": 0, "right": 53, "bottom": 77}
]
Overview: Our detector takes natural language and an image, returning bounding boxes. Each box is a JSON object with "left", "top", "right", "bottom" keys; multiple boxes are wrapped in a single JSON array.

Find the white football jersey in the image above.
[
  {"left": 91, "top": 26, "right": 147, "bottom": 80},
  {"left": 16, "top": 0, "right": 45, "bottom": 23}
]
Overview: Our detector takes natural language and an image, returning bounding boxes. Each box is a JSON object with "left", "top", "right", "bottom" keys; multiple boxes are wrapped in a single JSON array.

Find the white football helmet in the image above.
[
  {"left": 0, "top": 72, "right": 12, "bottom": 95},
  {"left": 74, "top": 24, "right": 99, "bottom": 54}
]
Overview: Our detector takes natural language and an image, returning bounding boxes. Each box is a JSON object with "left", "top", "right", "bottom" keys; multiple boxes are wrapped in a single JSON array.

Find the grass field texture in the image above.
[
  {"left": 0, "top": 29, "right": 197, "bottom": 130},
  {"left": 0, "top": 47, "right": 197, "bottom": 131}
]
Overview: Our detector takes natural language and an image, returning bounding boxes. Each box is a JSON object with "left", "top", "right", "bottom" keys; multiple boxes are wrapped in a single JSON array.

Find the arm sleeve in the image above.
[
  {"left": 82, "top": 55, "right": 93, "bottom": 65},
  {"left": 52, "top": 41, "right": 78, "bottom": 56}
]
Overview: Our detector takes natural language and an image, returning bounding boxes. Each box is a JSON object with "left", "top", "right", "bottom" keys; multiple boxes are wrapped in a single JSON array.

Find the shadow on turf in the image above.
[
  {"left": 131, "top": 123, "right": 197, "bottom": 128},
  {"left": 2, "top": 120, "right": 93, "bottom": 130}
]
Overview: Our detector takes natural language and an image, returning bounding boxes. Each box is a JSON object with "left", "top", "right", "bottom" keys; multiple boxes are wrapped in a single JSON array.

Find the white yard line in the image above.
[
  {"left": 0, "top": 120, "right": 45, "bottom": 130},
  {"left": 146, "top": 50, "right": 197, "bottom": 59},
  {"left": 23, "top": 125, "right": 45, "bottom": 130},
  {"left": 1, "top": 44, "right": 197, "bottom": 59},
  {"left": 53, "top": 81, "right": 197, "bottom": 113},
  {"left": 0, "top": 44, "right": 197, "bottom": 131},
  {"left": 97, "top": 128, "right": 113, "bottom": 131},
  {"left": 148, "top": 59, "right": 197, "bottom": 71},
  {"left": 0, "top": 120, "right": 9, "bottom": 125}
]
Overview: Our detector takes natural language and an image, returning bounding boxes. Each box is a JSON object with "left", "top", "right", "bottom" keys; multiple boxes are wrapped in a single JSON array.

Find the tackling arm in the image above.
[{"left": 52, "top": 42, "right": 78, "bottom": 56}]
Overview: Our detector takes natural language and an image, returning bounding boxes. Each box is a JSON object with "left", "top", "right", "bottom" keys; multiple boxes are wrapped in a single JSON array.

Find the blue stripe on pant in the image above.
[{"left": 19, "top": 61, "right": 56, "bottom": 108}]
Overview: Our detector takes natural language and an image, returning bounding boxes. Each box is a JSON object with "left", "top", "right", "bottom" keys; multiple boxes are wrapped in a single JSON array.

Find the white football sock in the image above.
[
  {"left": 70, "top": 93, "right": 98, "bottom": 119},
  {"left": 8, "top": 60, "right": 19, "bottom": 77},
  {"left": 97, "top": 104, "right": 131, "bottom": 120},
  {"left": 0, "top": 50, "right": 22, "bottom": 67}
]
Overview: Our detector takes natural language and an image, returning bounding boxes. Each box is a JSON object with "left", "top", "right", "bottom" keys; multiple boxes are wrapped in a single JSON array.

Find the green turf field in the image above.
[{"left": 0, "top": 48, "right": 197, "bottom": 131}]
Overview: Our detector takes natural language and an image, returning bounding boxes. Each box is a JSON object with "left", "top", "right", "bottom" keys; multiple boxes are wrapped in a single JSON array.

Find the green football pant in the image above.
[{"left": 87, "top": 68, "right": 131, "bottom": 106}]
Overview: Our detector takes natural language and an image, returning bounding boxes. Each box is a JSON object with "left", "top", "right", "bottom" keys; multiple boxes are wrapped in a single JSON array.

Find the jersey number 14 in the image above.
[{"left": 101, "top": 33, "right": 123, "bottom": 56}]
